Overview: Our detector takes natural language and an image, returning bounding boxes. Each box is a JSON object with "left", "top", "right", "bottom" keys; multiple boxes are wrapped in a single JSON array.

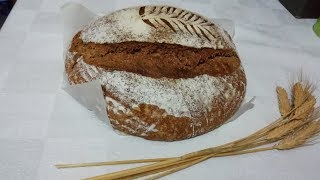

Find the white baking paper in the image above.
[{"left": 60, "top": 2, "right": 252, "bottom": 133}]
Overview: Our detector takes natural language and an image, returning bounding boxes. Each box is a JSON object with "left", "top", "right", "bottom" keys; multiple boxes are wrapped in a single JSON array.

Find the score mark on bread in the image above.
[{"left": 139, "top": 6, "right": 215, "bottom": 42}]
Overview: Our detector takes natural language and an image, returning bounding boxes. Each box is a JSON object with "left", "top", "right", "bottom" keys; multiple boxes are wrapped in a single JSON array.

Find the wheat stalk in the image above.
[
  {"left": 146, "top": 147, "right": 274, "bottom": 180},
  {"left": 145, "top": 155, "right": 212, "bottom": 180},
  {"left": 55, "top": 158, "right": 171, "bottom": 169},
  {"left": 122, "top": 157, "right": 201, "bottom": 180}
]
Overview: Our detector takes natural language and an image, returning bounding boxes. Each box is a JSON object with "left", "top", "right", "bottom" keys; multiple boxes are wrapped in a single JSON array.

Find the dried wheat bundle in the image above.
[{"left": 56, "top": 79, "right": 320, "bottom": 180}]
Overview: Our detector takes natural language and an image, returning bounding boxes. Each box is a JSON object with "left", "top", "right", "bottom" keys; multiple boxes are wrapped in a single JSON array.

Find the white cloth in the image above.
[{"left": 0, "top": 0, "right": 319, "bottom": 180}]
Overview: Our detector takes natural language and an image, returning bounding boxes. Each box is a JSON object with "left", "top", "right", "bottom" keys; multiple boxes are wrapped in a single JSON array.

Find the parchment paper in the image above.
[{"left": 60, "top": 2, "right": 253, "bottom": 131}]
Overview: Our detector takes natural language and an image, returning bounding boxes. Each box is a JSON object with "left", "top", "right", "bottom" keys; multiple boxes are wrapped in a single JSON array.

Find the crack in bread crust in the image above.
[{"left": 70, "top": 32, "right": 240, "bottom": 79}]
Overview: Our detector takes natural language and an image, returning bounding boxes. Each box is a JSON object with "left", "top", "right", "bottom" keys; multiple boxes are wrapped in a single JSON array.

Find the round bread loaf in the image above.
[{"left": 65, "top": 5, "right": 246, "bottom": 141}]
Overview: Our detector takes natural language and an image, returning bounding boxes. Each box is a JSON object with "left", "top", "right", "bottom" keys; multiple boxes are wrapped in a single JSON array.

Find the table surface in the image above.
[{"left": 1, "top": 0, "right": 320, "bottom": 180}]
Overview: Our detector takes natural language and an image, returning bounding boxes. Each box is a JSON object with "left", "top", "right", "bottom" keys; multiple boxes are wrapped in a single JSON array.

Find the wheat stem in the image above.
[
  {"left": 55, "top": 158, "right": 171, "bottom": 169},
  {"left": 84, "top": 157, "right": 182, "bottom": 180},
  {"left": 145, "top": 155, "right": 211, "bottom": 180},
  {"left": 121, "top": 156, "right": 201, "bottom": 180},
  {"left": 146, "top": 146, "right": 274, "bottom": 180}
]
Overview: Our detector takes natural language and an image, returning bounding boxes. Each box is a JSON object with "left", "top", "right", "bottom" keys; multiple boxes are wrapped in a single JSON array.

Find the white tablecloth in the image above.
[{"left": 0, "top": 0, "right": 319, "bottom": 180}]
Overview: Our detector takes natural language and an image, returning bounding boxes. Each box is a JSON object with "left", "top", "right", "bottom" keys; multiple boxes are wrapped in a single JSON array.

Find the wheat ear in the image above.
[{"left": 277, "top": 86, "right": 291, "bottom": 116}]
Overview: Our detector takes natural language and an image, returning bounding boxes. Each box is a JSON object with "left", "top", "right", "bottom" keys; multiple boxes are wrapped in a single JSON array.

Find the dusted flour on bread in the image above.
[
  {"left": 80, "top": 6, "right": 235, "bottom": 49},
  {"left": 65, "top": 5, "right": 247, "bottom": 141}
]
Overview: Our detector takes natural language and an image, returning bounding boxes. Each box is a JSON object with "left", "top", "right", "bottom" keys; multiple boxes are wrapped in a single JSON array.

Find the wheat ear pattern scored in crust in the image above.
[{"left": 139, "top": 6, "right": 216, "bottom": 42}]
